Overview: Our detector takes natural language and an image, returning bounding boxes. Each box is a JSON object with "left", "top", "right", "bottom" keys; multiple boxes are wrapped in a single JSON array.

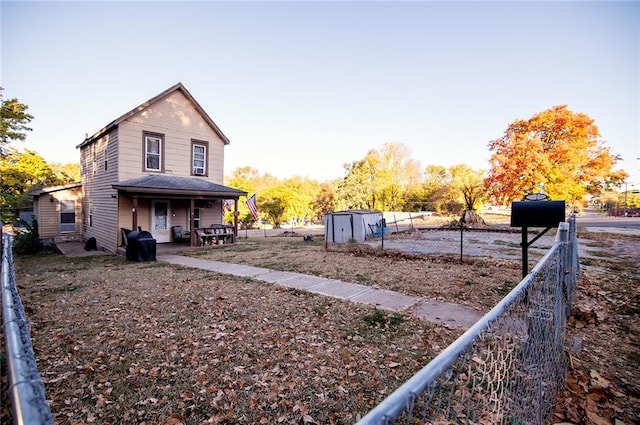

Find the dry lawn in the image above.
[
  {"left": 2, "top": 250, "right": 461, "bottom": 425},
  {"left": 187, "top": 236, "right": 524, "bottom": 311},
  {"left": 1, "top": 227, "right": 638, "bottom": 424}
]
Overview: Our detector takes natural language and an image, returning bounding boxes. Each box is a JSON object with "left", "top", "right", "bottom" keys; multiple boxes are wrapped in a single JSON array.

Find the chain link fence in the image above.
[
  {"left": 357, "top": 217, "right": 579, "bottom": 425},
  {"left": 1, "top": 232, "right": 54, "bottom": 424},
  {"left": 367, "top": 214, "right": 557, "bottom": 262}
]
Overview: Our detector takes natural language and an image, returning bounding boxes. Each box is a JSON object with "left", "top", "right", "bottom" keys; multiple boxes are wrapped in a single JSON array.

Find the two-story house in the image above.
[{"left": 31, "top": 83, "right": 246, "bottom": 253}]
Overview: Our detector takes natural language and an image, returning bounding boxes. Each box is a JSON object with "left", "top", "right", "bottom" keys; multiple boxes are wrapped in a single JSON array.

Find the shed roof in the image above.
[
  {"left": 326, "top": 210, "right": 381, "bottom": 215},
  {"left": 29, "top": 182, "right": 82, "bottom": 197},
  {"left": 76, "top": 82, "right": 230, "bottom": 150}
]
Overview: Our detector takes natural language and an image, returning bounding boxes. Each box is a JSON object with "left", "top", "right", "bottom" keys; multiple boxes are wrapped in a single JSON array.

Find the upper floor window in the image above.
[
  {"left": 191, "top": 140, "right": 208, "bottom": 176},
  {"left": 144, "top": 132, "right": 164, "bottom": 172}
]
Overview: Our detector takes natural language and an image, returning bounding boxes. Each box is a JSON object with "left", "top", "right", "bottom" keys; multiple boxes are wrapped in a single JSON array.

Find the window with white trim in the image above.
[
  {"left": 144, "top": 133, "right": 163, "bottom": 171},
  {"left": 192, "top": 140, "right": 208, "bottom": 176},
  {"left": 59, "top": 200, "right": 76, "bottom": 233}
]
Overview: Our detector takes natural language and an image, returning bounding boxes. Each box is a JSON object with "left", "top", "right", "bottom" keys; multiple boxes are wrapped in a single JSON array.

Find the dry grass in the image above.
[
  {"left": 3, "top": 252, "right": 460, "bottom": 425},
  {"left": 188, "top": 237, "right": 524, "bottom": 311},
  {"left": 1, "top": 228, "right": 638, "bottom": 424}
]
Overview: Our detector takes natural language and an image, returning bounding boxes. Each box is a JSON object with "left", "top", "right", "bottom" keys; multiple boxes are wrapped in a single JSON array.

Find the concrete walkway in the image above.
[{"left": 158, "top": 254, "right": 484, "bottom": 330}]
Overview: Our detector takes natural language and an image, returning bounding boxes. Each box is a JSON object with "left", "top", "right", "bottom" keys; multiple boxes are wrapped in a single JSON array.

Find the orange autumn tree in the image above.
[{"left": 485, "top": 105, "right": 627, "bottom": 205}]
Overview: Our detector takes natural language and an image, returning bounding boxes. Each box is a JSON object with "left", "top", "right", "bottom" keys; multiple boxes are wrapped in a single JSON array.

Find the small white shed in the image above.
[{"left": 324, "top": 210, "right": 382, "bottom": 243}]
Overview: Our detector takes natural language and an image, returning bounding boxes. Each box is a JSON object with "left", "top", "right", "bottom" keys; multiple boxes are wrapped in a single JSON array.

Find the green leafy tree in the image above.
[
  {"left": 1, "top": 87, "right": 33, "bottom": 152},
  {"left": 417, "top": 164, "right": 486, "bottom": 214},
  {"left": 449, "top": 164, "right": 487, "bottom": 212},
  {"left": 419, "top": 165, "right": 454, "bottom": 212},
  {"left": 0, "top": 148, "right": 62, "bottom": 221},
  {"left": 259, "top": 186, "right": 288, "bottom": 227},
  {"left": 257, "top": 177, "right": 319, "bottom": 227},
  {"left": 224, "top": 166, "right": 278, "bottom": 225},
  {"left": 337, "top": 142, "right": 421, "bottom": 211},
  {"left": 50, "top": 162, "right": 81, "bottom": 183},
  {"left": 486, "top": 105, "right": 628, "bottom": 205}
]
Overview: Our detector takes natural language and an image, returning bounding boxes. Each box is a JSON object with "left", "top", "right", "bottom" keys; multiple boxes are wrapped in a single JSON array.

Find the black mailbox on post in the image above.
[
  {"left": 511, "top": 199, "right": 566, "bottom": 278},
  {"left": 511, "top": 200, "right": 565, "bottom": 228}
]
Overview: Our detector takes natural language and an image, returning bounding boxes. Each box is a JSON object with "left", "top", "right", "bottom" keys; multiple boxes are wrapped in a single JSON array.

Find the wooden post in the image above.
[
  {"left": 132, "top": 197, "right": 138, "bottom": 231},
  {"left": 190, "top": 198, "right": 196, "bottom": 247},
  {"left": 233, "top": 199, "right": 239, "bottom": 242}
]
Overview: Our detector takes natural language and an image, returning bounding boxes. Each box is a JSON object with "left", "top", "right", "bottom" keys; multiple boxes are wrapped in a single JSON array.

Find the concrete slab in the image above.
[
  {"left": 306, "top": 279, "right": 372, "bottom": 300},
  {"left": 351, "top": 289, "right": 421, "bottom": 312},
  {"left": 158, "top": 255, "right": 269, "bottom": 277},
  {"left": 56, "top": 242, "right": 109, "bottom": 257},
  {"left": 158, "top": 255, "right": 485, "bottom": 330},
  {"left": 410, "top": 299, "right": 484, "bottom": 329},
  {"left": 254, "top": 270, "right": 309, "bottom": 284},
  {"left": 270, "top": 274, "right": 334, "bottom": 290}
]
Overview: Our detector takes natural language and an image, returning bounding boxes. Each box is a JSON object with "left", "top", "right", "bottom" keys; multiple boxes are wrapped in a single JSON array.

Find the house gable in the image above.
[{"left": 117, "top": 89, "right": 226, "bottom": 182}]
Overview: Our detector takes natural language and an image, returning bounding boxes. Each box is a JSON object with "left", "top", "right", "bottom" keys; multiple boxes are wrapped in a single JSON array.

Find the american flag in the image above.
[{"left": 246, "top": 194, "right": 258, "bottom": 220}]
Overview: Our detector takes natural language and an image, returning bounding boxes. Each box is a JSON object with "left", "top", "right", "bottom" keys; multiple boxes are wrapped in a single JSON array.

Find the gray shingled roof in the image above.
[{"left": 112, "top": 175, "right": 247, "bottom": 198}]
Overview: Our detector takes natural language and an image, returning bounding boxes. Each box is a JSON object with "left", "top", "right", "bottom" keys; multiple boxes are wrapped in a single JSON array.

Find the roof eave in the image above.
[{"left": 112, "top": 185, "right": 247, "bottom": 199}]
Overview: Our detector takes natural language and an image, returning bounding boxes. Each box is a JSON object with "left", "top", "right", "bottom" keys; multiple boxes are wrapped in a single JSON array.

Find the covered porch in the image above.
[{"left": 113, "top": 175, "right": 247, "bottom": 248}]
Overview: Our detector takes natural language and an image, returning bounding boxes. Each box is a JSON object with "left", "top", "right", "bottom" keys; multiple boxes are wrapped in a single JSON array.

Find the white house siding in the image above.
[
  {"left": 81, "top": 129, "right": 120, "bottom": 253},
  {"left": 117, "top": 90, "right": 226, "bottom": 184}
]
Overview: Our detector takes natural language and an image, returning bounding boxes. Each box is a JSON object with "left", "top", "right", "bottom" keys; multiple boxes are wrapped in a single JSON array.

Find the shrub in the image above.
[{"left": 12, "top": 218, "right": 42, "bottom": 255}]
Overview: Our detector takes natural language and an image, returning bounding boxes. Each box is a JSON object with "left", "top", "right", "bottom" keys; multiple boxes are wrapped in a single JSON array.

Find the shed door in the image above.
[
  {"left": 331, "top": 214, "right": 354, "bottom": 243},
  {"left": 152, "top": 200, "right": 170, "bottom": 243}
]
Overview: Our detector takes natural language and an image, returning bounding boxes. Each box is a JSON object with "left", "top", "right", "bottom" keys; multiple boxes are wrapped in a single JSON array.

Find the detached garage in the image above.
[{"left": 324, "top": 210, "right": 382, "bottom": 243}]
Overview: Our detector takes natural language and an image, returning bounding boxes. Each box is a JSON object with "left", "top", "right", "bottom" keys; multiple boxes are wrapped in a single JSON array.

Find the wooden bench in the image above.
[
  {"left": 209, "top": 224, "right": 235, "bottom": 244},
  {"left": 195, "top": 225, "right": 235, "bottom": 246},
  {"left": 195, "top": 229, "right": 217, "bottom": 246}
]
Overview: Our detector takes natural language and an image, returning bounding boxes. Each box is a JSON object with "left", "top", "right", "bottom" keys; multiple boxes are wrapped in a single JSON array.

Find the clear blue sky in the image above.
[{"left": 2, "top": 1, "right": 639, "bottom": 184}]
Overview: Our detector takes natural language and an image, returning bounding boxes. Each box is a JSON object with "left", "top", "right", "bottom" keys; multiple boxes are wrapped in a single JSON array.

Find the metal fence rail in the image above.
[
  {"left": 357, "top": 217, "right": 579, "bottom": 425},
  {"left": 1, "top": 232, "right": 54, "bottom": 424}
]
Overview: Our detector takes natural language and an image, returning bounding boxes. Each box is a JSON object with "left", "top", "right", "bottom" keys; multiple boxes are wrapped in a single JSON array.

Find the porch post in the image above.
[
  {"left": 132, "top": 196, "right": 138, "bottom": 230},
  {"left": 233, "top": 199, "right": 239, "bottom": 241},
  {"left": 190, "top": 198, "right": 196, "bottom": 247}
]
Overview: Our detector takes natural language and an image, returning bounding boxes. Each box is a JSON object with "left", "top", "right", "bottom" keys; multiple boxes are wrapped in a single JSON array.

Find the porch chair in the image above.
[{"left": 171, "top": 225, "right": 190, "bottom": 243}]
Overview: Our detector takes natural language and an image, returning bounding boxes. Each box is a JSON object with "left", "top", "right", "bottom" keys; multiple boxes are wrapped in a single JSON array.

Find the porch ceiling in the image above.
[{"left": 112, "top": 175, "right": 247, "bottom": 199}]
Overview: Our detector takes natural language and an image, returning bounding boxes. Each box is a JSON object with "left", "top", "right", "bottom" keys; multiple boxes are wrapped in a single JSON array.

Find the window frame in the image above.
[
  {"left": 59, "top": 200, "right": 76, "bottom": 233},
  {"left": 191, "top": 139, "right": 209, "bottom": 176},
  {"left": 143, "top": 132, "right": 165, "bottom": 172},
  {"left": 188, "top": 207, "right": 201, "bottom": 231}
]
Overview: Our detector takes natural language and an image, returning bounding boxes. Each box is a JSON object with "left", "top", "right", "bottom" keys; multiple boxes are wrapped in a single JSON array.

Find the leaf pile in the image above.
[{"left": 553, "top": 232, "right": 639, "bottom": 425}]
